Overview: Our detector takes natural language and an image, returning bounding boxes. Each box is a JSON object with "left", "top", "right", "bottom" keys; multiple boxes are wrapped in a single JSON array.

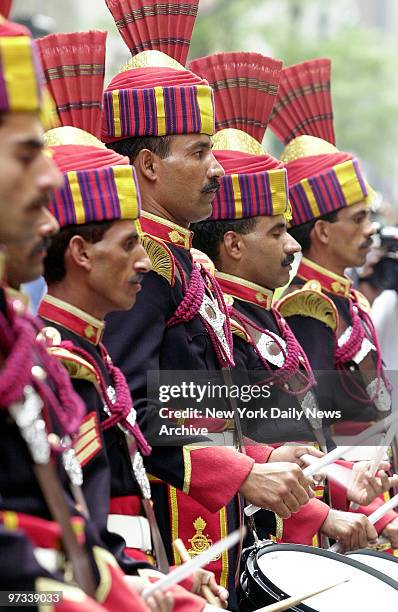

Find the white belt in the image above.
[
  {"left": 107, "top": 514, "right": 152, "bottom": 552},
  {"left": 33, "top": 547, "right": 64, "bottom": 573}
]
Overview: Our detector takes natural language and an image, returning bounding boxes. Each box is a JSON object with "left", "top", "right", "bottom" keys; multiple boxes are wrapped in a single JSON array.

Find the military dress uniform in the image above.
[
  {"left": 0, "top": 17, "right": 148, "bottom": 611},
  {"left": 190, "top": 50, "right": 398, "bottom": 550},
  {"left": 100, "top": 1, "right": 269, "bottom": 601},
  {"left": 268, "top": 57, "right": 398, "bottom": 543},
  {"left": 0, "top": 282, "right": 150, "bottom": 611},
  {"left": 38, "top": 107, "right": 211, "bottom": 610}
]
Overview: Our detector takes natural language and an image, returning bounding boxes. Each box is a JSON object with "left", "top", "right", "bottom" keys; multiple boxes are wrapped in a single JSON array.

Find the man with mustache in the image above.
[
  {"left": 268, "top": 58, "right": 398, "bottom": 548},
  {"left": 191, "top": 51, "right": 395, "bottom": 553},
  {"left": 0, "top": 16, "right": 157, "bottom": 612},
  {"left": 100, "top": 2, "right": 313, "bottom": 603}
]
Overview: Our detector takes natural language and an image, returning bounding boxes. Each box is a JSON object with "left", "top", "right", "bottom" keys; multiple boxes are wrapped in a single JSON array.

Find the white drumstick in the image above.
[
  {"left": 142, "top": 527, "right": 244, "bottom": 599},
  {"left": 252, "top": 577, "right": 350, "bottom": 611},
  {"left": 245, "top": 412, "right": 398, "bottom": 517},
  {"left": 351, "top": 419, "right": 398, "bottom": 510},
  {"left": 329, "top": 492, "right": 398, "bottom": 552}
]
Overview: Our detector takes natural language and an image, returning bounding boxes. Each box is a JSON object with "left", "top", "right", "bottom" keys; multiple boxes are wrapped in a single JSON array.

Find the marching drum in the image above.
[
  {"left": 346, "top": 549, "right": 398, "bottom": 582},
  {"left": 239, "top": 542, "right": 398, "bottom": 611}
]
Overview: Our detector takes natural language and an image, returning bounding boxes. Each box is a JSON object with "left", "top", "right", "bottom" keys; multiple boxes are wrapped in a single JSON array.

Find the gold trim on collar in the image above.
[
  {"left": 215, "top": 271, "right": 274, "bottom": 309},
  {"left": 299, "top": 257, "right": 352, "bottom": 298},
  {"left": 41, "top": 294, "right": 105, "bottom": 344},
  {"left": 141, "top": 211, "right": 192, "bottom": 250}
]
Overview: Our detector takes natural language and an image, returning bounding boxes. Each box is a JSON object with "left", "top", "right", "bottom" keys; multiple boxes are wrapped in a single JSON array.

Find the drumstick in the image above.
[
  {"left": 350, "top": 419, "right": 398, "bottom": 510},
  {"left": 142, "top": 527, "right": 244, "bottom": 599},
  {"left": 245, "top": 412, "right": 398, "bottom": 517},
  {"left": 172, "top": 538, "right": 223, "bottom": 608},
  {"left": 329, "top": 492, "right": 398, "bottom": 552},
  {"left": 252, "top": 577, "right": 350, "bottom": 611}
]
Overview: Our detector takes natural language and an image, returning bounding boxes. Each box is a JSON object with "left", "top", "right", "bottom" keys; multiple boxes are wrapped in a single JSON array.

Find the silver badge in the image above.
[
  {"left": 367, "top": 378, "right": 391, "bottom": 412},
  {"left": 62, "top": 436, "right": 83, "bottom": 486},
  {"left": 256, "top": 331, "right": 287, "bottom": 368},
  {"left": 105, "top": 385, "right": 137, "bottom": 433},
  {"left": 9, "top": 385, "right": 50, "bottom": 464},
  {"left": 132, "top": 452, "right": 151, "bottom": 500},
  {"left": 199, "top": 293, "right": 231, "bottom": 360}
]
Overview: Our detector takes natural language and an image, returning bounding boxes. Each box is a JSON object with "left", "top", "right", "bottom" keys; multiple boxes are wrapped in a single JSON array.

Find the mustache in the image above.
[
  {"left": 282, "top": 254, "right": 295, "bottom": 268},
  {"left": 128, "top": 273, "right": 144, "bottom": 285},
  {"left": 30, "top": 235, "right": 52, "bottom": 257},
  {"left": 360, "top": 238, "right": 373, "bottom": 249},
  {"left": 201, "top": 178, "right": 220, "bottom": 194}
]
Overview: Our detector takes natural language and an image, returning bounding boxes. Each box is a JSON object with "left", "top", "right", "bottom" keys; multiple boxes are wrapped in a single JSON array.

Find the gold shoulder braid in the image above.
[
  {"left": 277, "top": 283, "right": 338, "bottom": 332},
  {"left": 142, "top": 234, "right": 175, "bottom": 286},
  {"left": 48, "top": 347, "right": 99, "bottom": 385}
]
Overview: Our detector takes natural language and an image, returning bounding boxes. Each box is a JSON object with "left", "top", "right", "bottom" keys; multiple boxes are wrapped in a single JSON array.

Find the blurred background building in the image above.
[{"left": 10, "top": 0, "right": 398, "bottom": 214}]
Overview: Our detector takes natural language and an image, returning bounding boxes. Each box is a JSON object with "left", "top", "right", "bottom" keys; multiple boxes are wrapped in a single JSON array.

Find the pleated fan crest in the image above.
[
  {"left": 190, "top": 52, "right": 283, "bottom": 143},
  {"left": 105, "top": 0, "right": 199, "bottom": 65},
  {"left": 269, "top": 58, "right": 335, "bottom": 146},
  {"left": 37, "top": 30, "right": 107, "bottom": 138},
  {"left": 0, "top": 0, "right": 12, "bottom": 18}
]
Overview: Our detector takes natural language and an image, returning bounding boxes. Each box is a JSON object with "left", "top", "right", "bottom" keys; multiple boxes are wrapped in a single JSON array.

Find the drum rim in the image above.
[
  {"left": 347, "top": 548, "right": 398, "bottom": 563},
  {"left": 243, "top": 542, "right": 398, "bottom": 612}
]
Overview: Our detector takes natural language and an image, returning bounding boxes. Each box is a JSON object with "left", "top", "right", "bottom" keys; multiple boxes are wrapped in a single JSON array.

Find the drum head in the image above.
[
  {"left": 347, "top": 549, "right": 398, "bottom": 582},
  {"left": 245, "top": 543, "right": 398, "bottom": 612}
]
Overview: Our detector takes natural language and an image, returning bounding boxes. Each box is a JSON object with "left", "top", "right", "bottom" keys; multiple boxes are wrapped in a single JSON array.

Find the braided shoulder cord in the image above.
[
  {"left": 334, "top": 296, "right": 392, "bottom": 404},
  {"left": 0, "top": 307, "right": 85, "bottom": 437},
  {"left": 59, "top": 340, "right": 151, "bottom": 456},
  {"left": 231, "top": 306, "right": 315, "bottom": 395},
  {"left": 166, "top": 257, "right": 234, "bottom": 367}
]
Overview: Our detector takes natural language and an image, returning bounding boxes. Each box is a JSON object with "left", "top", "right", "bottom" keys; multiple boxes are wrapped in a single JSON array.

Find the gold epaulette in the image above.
[
  {"left": 190, "top": 247, "right": 216, "bottom": 277},
  {"left": 48, "top": 346, "right": 99, "bottom": 385},
  {"left": 230, "top": 316, "right": 251, "bottom": 343},
  {"left": 142, "top": 233, "right": 175, "bottom": 286},
  {"left": 277, "top": 280, "right": 338, "bottom": 332},
  {"left": 351, "top": 289, "right": 371, "bottom": 314}
]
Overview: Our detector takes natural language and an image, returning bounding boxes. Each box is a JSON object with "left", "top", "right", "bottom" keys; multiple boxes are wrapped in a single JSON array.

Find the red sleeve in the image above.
[
  {"left": 187, "top": 446, "right": 254, "bottom": 512},
  {"left": 281, "top": 499, "right": 330, "bottom": 546}
]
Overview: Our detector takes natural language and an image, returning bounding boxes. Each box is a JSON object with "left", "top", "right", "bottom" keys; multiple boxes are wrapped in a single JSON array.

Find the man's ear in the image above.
[
  {"left": 312, "top": 219, "right": 331, "bottom": 245},
  {"left": 66, "top": 235, "right": 93, "bottom": 272},
  {"left": 134, "top": 149, "right": 159, "bottom": 182},
  {"left": 222, "top": 231, "right": 244, "bottom": 261}
]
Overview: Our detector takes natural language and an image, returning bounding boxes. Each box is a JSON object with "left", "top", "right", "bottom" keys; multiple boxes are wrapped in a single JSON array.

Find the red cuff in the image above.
[
  {"left": 188, "top": 447, "right": 254, "bottom": 512},
  {"left": 282, "top": 499, "right": 330, "bottom": 546}
]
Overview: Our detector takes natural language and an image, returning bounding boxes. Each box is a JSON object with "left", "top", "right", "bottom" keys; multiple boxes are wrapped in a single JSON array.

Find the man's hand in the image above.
[
  {"left": 347, "top": 461, "right": 398, "bottom": 506},
  {"left": 124, "top": 575, "right": 173, "bottom": 612},
  {"left": 268, "top": 444, "right": 323, "bottom": 468},
  {"left": 239, "top": 462, "right": 314, "bottom": 519},
  {"left": 192, "top": 569, "right": 229, "bottom": 608},
  {"left": 382, "top": 516, "right": 398, "bottom": 548},
  {"left": 321, "top": 509, "right": 378, "bottom": 552}
]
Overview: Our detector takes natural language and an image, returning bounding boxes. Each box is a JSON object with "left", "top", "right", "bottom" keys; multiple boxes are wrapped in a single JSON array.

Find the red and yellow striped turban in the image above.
[
  {"left": 101, "top": 0, "right": 214, "bottom": 142},
  {"left": 269, "top": 58, "right": 375, "bottom": 227},
  {"left": 190, "top": 52, "right": 289, "bottom": 221},
  {"left": 0, "top": 17, "right": 46, "bottom": 114}
]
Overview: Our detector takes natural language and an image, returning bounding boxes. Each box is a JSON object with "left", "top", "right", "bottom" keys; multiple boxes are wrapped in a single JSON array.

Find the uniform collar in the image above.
[
  {"left": 140, "top": 211, "right": 193, "bottom": 250},
  {"left": 38, "top": 294, "right": 105, "bottom": 346},
  {"left": 297, "top": 256, "right": 352, "bottom": 298},
  {"left": 215, "top": 271, "right": 274, "bottom": 310}
]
